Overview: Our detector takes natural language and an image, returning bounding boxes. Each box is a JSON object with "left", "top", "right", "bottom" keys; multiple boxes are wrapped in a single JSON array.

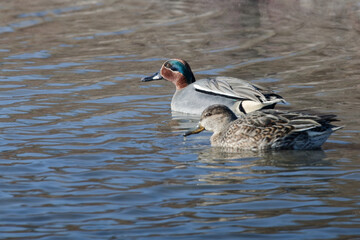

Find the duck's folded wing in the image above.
[
  {"left": 194, "top": 78, "right": 267, "bottom": 102},
  {"left": 259, "top": 110, "right": 332, "bottom": 132}
]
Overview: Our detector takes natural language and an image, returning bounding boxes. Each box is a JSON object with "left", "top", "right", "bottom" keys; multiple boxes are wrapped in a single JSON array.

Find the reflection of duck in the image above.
[
  {"left": 197, "top": 148, "right": 327, "bottom": 165},
  {"left": 184, "top": 105, "right": 343, "bottom": 150},
  {"left": 194, "top": 148, "right": 329, "bottom": 186},
  {"left": 141, "top": 59, "right": 285, "bottom": 115}
]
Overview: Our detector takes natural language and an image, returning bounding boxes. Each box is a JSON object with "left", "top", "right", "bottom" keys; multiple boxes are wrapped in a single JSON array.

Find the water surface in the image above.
[{"left": 1, "top": 0, "right": 359, "bottom": 239}]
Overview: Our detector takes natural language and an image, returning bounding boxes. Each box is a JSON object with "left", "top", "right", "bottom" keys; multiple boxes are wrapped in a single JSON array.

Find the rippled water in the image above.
[{"left": 1, "top": 0, "right": 360, "bottom": 239}]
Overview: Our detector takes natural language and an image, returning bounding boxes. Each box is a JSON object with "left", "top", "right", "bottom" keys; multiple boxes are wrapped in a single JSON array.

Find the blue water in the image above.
[{"left": 0, "top": 0, "right": 359, "bottom": 239}]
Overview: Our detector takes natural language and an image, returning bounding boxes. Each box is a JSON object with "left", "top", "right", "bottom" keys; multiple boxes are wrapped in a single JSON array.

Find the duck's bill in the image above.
[
  {"left": 183, "top": 125, "right": 205, "bottom": 137},
  {"left": 141, "top": 72, "right": 163, "bottom": 82}
]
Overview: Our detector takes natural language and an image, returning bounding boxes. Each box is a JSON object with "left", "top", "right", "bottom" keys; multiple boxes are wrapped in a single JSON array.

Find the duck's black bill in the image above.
[
  {"left": 183, "top": 125, "right": 205, "bottom": 137},
  {"left": 141, "top": 72, "right": 163, "bottom": 82}
]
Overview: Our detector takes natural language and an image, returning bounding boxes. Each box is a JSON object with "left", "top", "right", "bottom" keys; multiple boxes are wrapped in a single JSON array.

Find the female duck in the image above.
[
  {"left": 184, "top": 104, "right": 342, "bottom": 150},
  {"left": 141, "top": 59, "right": 285, "bottom": 115}
]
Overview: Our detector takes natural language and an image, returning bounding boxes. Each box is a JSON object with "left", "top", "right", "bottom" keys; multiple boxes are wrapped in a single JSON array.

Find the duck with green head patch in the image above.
[{"left": 141, "top": 59, "right": 286, "bottom": 115}]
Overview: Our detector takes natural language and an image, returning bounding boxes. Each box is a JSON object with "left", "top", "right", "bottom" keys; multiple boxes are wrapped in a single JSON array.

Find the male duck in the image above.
[
  {"left": 184, "top": 104, "right": 342, "bottom": 150},
  {"left": 141, "top": 59, "right": 286, "bottom": 115}
]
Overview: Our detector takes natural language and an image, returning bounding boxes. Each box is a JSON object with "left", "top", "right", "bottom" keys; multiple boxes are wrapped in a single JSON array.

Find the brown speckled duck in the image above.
[{"left": 184, "top": 104, "right": 343, "bottom": 150}]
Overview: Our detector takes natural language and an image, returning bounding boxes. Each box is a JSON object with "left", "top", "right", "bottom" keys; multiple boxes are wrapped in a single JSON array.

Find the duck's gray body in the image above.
[
  {"left": 171, "top": 77, "right": 284, "bottom": 115},
  {"left": 141, "top": 59, "right": 285, "bottom": 115},
  {"left": 171, "top": 82, "right": 238, "bottom": 115}
]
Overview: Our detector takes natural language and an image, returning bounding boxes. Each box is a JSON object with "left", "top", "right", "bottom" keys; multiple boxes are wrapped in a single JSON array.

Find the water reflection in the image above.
[
  {"left": 195, "top": 148, "right": 329, "bottom": 183},
  {"left": 197, "top": 148, "right": 328, "bottom": 165}
]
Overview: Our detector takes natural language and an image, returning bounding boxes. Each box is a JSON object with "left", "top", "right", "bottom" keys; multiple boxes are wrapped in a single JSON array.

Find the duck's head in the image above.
[
  {"left": 184, "top": 104, "right": 237, "bottom": 137},
  {"left": 141, "top": 59, "right": 196, "bottom": 90}
]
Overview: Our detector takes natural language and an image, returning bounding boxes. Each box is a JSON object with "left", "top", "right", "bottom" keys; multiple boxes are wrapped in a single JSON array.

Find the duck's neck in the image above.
[
  {"left": 175, "top": 71, "right": 197, "bottom": 90},
  {"left": 175, "top": 76, "right": 190, "bottom": 90},
  {"left": 210, "top": 132, "right": 223, "bottom": 147},
  {"left": 210, "top": 121, "right": 234, "bottom": 147}
]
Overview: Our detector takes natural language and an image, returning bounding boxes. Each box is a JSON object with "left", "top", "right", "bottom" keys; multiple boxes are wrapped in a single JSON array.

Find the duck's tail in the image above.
[
  {"left": 331, "top": 125, "right": 344, "bottom": 132},
  {"left": 235, "top": 97, "right": 286, "bottom": 114}
]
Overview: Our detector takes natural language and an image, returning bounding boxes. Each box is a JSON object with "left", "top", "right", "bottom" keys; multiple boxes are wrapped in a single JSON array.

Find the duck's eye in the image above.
[
  {"left": 204, "top": 112, "right": 212, "bottom": 117},
  {"left": 164, "top": 62, "right": 178, "bottom": 72},
  {"left": 164, "top": 62, "right": 172, "bottom": 68}
]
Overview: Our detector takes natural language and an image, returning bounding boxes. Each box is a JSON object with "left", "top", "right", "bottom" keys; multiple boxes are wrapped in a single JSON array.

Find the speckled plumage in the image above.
[
  {"left": 141, "top": 59, "right": 286, "bottom": 115},
  {"left": 184, "top": 105, "right": 343, "bottom": 150}
]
